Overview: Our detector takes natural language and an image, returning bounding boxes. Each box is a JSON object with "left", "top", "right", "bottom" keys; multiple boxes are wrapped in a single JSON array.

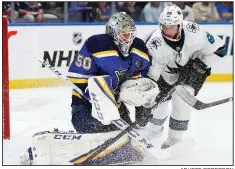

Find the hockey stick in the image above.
[
  {"left": 39, "top": 59, "right": 174, "bottom": 164},
  {"left": 175, "top": 86, "right": 233, "bottom": 110},
  {"left": 148, "top": 75, "right": 232, "bottom": 110}
]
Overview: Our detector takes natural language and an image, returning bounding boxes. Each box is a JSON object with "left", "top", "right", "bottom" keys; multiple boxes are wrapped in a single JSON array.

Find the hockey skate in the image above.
[
  {"left": 160, "top": 134, "right": 196, "bottom": 159},
  {"left": 161, "top": 136, "right": 180, "bottom": 149}
]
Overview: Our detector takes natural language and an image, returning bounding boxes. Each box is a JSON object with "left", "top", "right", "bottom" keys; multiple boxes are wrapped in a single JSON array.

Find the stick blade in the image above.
[{"left": 194, "top": 97, "right": 233, "bottom": 110}]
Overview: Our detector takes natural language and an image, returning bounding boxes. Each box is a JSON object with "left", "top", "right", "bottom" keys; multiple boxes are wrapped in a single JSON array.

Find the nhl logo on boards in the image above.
[
  {"left": 73, "top": 32, "right": 82, "bottom": 45},
  {"left": 136, "top": 59, "right": 142, "bottom": 68}
]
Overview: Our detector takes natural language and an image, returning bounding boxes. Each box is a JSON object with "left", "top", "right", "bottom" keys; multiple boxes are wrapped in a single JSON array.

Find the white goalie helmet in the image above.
[
  {"left": 159, "top": 5, "right": 184, "bottom": 41},
  {"left": 106, "top": 12, "right": 136, "bottom": 57}
]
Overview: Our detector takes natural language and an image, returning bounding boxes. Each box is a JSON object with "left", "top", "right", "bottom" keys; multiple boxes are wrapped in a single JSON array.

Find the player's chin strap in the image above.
[{"left": 39, "top": 59, "right": 233, "bottom": 164}]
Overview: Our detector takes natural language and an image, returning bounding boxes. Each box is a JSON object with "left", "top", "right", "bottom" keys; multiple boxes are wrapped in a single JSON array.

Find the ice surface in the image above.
[{"left": 3, "top": 82, "right": 233, "bottom": 165}]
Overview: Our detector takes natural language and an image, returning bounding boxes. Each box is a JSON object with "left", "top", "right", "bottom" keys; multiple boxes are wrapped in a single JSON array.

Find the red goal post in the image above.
[{"left": 3, "top": 15, "right": 10, "bottom": 139}]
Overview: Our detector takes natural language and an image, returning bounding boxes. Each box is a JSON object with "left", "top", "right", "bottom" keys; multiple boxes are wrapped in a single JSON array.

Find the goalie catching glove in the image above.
[{"left": 119, "top": 77, "right": 160, "bottom": 108}]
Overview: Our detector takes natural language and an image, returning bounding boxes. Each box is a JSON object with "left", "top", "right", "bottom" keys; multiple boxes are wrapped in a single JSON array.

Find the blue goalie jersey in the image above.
[{"left": 68, "top": 34, "right": 150, "bottom": 106}]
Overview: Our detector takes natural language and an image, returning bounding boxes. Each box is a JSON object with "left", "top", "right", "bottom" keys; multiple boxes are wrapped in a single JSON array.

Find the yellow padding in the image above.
[
  {"left": 72, "top": 91, "right": 82, "bottom": 99},
  {"left": 9, "top": 74, "right": 233, "bottom": 89},
  {"left": 206, "top": 74, "right": 233, "bottom": 82},
  {"left": 9, "top": 78, "right": 67, "bottom": 89},
  {"left": 93, "top": 50, "right": 118, "bottom": 57},
  {"left": 131, "top": 48, "right": 148, "bottom": 58},
  {"left": 67, "top": 78, "right": 88, "bottom": 84},
  {"left": 96, "top": 77, "right": 116, "bottom": 102}
]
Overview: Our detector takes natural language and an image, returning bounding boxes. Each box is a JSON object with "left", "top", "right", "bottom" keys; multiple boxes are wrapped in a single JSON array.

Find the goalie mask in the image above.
[
  {"left": 159, "top": 5, "right": 183, "bottom": 41},
  {"left": 106, "top": 12, "right": 136, "bottom": 57}
]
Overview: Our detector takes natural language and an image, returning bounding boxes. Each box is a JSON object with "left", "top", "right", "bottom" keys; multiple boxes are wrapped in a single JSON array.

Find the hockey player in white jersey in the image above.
[{"left": 145, "top": 5, "right": 226, "bottom": 150}]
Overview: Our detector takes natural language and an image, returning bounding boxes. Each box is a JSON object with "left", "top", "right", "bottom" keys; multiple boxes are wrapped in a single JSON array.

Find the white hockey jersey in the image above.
[{"left": 146, "top": 20, "right": 225, "bottom": 85}]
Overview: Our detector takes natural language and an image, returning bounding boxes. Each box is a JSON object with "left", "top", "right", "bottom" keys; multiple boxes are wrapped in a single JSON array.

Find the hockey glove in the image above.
[
  {"left": 119, "top": 77, "right": 160, "bottom": 108},
  {"left": 177, "top": 58, "right": 211, "bottom": 96}
]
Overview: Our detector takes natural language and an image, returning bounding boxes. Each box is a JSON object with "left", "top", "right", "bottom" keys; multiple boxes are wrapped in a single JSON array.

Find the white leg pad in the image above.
[{"left": 22, "top": 130, "right": 129, "bottom": 165}]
